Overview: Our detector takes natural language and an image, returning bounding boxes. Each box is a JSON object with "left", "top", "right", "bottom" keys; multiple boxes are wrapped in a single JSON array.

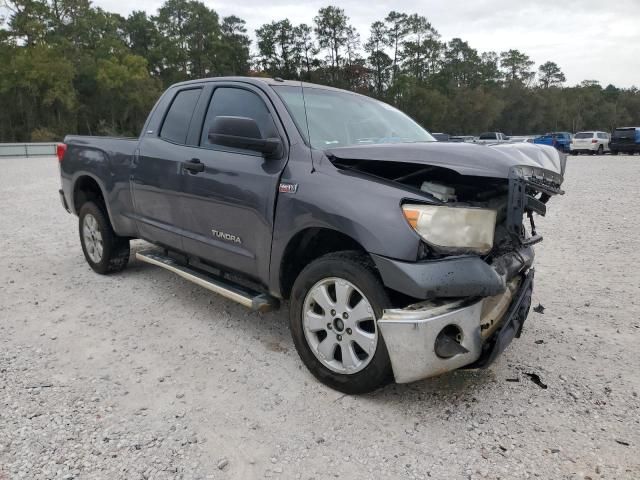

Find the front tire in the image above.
[
  {"left": 289, "top": 251, "right": 393, "bottom": 394},
  {"left": 78, "top": 201, "right": 130, "bottom": 274}
]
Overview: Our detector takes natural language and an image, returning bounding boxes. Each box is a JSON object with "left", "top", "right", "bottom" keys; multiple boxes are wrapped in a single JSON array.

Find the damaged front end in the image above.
[
  {"left": 327, "top": 143, "right": 565, "bottom": 383},
  {"left": 378, "top": 269, "right": 534, "bottom": 383}
]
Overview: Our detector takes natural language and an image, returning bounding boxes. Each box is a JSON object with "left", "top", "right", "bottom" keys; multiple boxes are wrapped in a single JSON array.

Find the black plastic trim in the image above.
[
  {"left": 471, "top": 268, "right": 534, "bottom": 369},
  {"left": 59, "top": 189, "right": 70, "bottom": 213}
]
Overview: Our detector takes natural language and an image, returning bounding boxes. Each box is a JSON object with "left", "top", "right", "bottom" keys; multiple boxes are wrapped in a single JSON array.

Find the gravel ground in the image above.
[{"left": 1, "top": 154, "right": 639, "bottom": 480}]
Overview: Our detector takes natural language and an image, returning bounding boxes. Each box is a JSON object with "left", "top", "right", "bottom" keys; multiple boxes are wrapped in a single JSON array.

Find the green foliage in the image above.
[
  {"left": 500, "top": 49, "right": 535, "bottom": 85},
  {"left": 384, "top": 11, "right": 409, "bottom": 84},
  {"left": 0, "top": 43, "right": 76, "bottom": 140},
  {"left": 30, "top": 127, "right": 58, "bottom": 141},
  {"left": 0, "top": 0, "right": 250, "bottom": 140},
  {"left": 220, "top": 16, "right": 251, "bottom": 75},
  {"left": 153, "top": 0, "right": 223, "bottom": 82},
  {"left": 538, "top": 61, "right": 566, "bottom": 88},
  {"left": 254, "top": 7, "right": 639, "bottom": 135},
  {"left": 0, "top": 1, "right": 638, "bottom": 141},
  {"left": 256, "top": 19, "right": 299, "bottom": 78},
  {"left": 314, "top": 6, "right": 357, "bottom": 85},
  {"left": 96, "top": 54, "right": 161, "bottom": 135},
  {"left": 401, "top": 14, "right": 439, "bottom": 82},
  {"left": 364, "top": 21, "right": 391, "bottom": 96}
]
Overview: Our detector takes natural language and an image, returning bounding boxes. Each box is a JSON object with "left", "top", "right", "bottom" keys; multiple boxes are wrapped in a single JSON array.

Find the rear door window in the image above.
[{"left": 161, "top": 88, "right": 202, "bottom": 144}]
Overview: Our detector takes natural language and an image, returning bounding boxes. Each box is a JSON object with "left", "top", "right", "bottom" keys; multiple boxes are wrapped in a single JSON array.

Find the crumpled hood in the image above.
[{"left": 326, "top": 142, "right": 566, "bottom": 182}]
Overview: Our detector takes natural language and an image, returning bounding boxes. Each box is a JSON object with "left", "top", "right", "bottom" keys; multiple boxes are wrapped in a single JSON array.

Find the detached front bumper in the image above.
[{"left": 378, "top": 269, "right": 534, "bottom": 383}]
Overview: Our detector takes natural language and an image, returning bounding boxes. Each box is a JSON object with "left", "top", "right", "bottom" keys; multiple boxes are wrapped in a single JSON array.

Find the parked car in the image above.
[
  {"left": 431, "top": 133, "right": 450, "bottom": 142},
  {"left": 508, "top": 136, "right": 536, "bottom": 144},
  {"left": 533, "top": 132, "right": 572, "bottom": 153},
  {"left": 570, "top": 131, "right": 610, "bottom": 155},
  {"left": 449, "top": 135, "right": 475, "bottom": 143},
  {"left": 57, "top": 77, "right": 566, "bottom": 394},
  {"left": 609, "top": 127, "right": 640, "bottom": 155},
  {"left": 476, "top": 132, "right": 509, "bottom": 144}
]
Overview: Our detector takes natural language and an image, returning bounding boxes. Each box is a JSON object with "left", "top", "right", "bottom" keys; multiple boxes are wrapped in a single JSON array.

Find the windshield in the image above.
[{"left": 273, "top": 85, "right": 435, "bottom": 149}]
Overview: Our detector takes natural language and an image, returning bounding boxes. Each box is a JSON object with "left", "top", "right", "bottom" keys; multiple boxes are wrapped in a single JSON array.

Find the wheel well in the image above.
[
  {"left": 73, "top": 176, "right": 106, "bottom": 214},
  {"left": 279, "top": 228, "right": 367, "bottom": 299}
]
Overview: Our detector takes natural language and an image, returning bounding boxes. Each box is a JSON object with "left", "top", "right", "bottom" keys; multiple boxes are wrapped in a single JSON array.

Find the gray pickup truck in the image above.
[{"left": 58, "top": 77, "right": 566, "bottom": 394}]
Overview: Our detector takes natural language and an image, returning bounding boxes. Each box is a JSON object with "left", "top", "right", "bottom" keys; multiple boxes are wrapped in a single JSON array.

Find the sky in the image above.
[{"left": 5, "top": 0, "right": 640, "bottom": 87}]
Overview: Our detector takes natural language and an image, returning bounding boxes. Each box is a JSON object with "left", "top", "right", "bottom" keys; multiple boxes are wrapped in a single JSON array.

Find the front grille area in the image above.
[{"left": 506, "top": 166, "right": 564, "bottom": 246}]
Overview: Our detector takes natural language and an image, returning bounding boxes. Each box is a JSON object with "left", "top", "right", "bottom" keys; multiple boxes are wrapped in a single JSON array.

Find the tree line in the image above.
[{"left": 1, "top": 1, "right": 638, "bottom": 142}]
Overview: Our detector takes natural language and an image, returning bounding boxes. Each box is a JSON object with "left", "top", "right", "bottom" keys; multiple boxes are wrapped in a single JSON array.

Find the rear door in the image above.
[
  {"left": 132, "top": 86, "right": 203, "bottom": 249},
  {"left": 178, "top": 82, "right": 289, "bottom": 284}
]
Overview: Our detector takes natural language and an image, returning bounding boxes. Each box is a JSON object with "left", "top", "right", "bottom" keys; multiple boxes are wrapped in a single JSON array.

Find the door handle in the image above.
[{"left": 183, "top": 158, "right": 204, "bottom": 173}]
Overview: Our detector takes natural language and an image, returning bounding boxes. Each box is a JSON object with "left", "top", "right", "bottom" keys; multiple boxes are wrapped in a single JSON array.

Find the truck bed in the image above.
[{"left": 63, "top": 135, "right": 139, "bottom": 157}]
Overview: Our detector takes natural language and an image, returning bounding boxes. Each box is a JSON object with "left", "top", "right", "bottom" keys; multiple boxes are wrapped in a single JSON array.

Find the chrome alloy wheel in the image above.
[
  {"left": 82, "top": 213, "right": 103, "bottom": 263},
  {"left": 302, "top": 277, "right": 378, "bottom": 374}
]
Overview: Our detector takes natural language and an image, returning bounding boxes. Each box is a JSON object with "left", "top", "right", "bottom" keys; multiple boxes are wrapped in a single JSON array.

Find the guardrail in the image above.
[{"left": 0, "top": 143, "right": 57, "bottom": 157}]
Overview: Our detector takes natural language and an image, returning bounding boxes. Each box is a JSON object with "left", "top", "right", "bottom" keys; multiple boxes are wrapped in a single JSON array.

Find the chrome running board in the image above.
[{"left": 136, "top": 250, "right": 278, "bottom": 312}]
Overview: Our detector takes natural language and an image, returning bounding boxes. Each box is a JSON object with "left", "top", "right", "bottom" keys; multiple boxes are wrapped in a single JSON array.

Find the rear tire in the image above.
[
  {"left": 289, "top": 251, "right": 393, "bottom": 394},
  {"left": 78, "top": 201, "right": 130, "bottom": 274},
  {"left": 597, "top": 145, "right": 604, "bottom": 155}
]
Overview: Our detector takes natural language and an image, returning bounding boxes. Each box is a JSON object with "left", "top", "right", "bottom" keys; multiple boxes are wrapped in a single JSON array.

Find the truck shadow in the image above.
[
  {"left": 369, "top": 369, "right": 497, "bottom": 405},
  {"left": 121, "top": 250, "right": 501, "bottom": 406},
  {"left": 121, "top": 251, "right": 293, "bottom": 346}
]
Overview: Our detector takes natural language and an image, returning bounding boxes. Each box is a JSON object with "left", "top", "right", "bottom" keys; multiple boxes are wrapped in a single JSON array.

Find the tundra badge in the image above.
[{"left": 212, "top": 229, "right": 242, "bottom": 244}]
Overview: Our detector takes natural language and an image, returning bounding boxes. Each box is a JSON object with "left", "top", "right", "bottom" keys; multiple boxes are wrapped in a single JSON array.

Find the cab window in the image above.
[
  {"left": 200, "top": 87, "right": 278, "bottom": 151},
  {"left": 160, "top": 88, "right": 202, "bottom": 144}
]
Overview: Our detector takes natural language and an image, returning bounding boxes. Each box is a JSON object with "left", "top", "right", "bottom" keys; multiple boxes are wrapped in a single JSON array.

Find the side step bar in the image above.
[{"left": 135, "top": 250, "right": 278, "bottom": 313}]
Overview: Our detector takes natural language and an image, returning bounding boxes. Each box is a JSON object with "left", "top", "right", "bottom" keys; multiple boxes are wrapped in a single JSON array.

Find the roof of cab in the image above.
[{"left": 168, "top": 76, "right": 368, "bottom": 96}]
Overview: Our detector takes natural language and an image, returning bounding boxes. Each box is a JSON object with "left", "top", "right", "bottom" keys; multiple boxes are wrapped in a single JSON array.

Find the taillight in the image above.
[
  {"left": 56, "top": 143, "right": 67, "bottom": 163},
  {"left": 591, "top": 139, "right": 598, "bottom": 143}
]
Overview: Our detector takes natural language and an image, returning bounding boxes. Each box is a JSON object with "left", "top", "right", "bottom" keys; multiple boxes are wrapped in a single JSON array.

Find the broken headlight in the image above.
[{"left": 402, "top": 204, "right": 497, "bottom": 254}]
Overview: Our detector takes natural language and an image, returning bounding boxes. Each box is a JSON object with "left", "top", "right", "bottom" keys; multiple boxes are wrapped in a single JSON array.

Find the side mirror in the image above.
[{"left": 208, "top": 116, "right": 282, "bottom": 157}]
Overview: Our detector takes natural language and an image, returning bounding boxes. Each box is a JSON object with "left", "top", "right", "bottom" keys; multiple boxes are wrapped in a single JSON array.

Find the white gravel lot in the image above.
[{"left": 1, "top": 154, "right": 639, "bottom": 480}]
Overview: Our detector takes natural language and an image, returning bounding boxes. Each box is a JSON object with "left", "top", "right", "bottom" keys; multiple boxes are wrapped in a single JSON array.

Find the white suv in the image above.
[{"left": 570, "top": 131, "right": 610, "bottom": 155}]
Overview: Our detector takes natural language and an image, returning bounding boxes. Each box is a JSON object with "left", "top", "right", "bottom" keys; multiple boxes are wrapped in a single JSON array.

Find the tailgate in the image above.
[{"left": 612, "top": 128, "right": 636, "bottom": 145}]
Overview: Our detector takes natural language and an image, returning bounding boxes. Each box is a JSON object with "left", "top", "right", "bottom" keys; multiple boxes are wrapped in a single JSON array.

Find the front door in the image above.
[{"left": 179, "top": 84, "right": 288, "bottom": 284}]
